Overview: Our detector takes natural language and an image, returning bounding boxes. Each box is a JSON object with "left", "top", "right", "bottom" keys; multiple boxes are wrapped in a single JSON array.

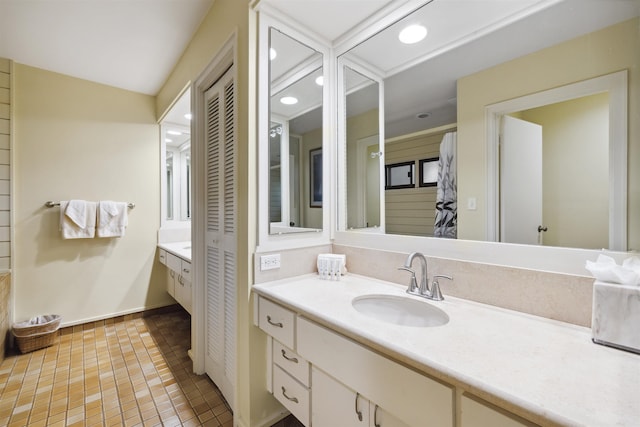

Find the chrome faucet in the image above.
[
  {"left": 398, "top": 252, "right": 452, "bottom": 301},
  {"left": 399, "top": 252, "right": 429, "bottom": 296}
]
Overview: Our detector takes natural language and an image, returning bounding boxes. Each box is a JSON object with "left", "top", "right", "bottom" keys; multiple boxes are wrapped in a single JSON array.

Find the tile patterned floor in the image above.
[{"left": 0, "top": 308, "right": 232, "bottom": 427}]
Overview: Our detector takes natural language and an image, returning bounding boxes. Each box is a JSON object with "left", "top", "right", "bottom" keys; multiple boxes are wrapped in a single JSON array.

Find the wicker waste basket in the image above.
[{"left": 12, "top": 314, "right": 62, "bottom": 353}]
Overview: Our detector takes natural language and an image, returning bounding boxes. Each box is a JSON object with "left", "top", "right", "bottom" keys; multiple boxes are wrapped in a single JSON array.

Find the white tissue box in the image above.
[{"left": 592, "top": 280, "right": 640, "bottom": 354}]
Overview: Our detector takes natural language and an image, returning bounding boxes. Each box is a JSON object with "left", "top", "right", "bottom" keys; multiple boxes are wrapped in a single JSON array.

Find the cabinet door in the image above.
[
  {"left": 460, "top": 395, "right": 535, "bottom": 427},
  {"left": 369, "top": 404, "right": 411, "bottom": 427},
  {"left": 312, "top": 367, "right": 369, "bottom": 427},
  {"left": 176, "top": 275, "right": 192, "bottom": 315},
  {"left": 167, "top": 268, "right": 176, "bottom": 298}
]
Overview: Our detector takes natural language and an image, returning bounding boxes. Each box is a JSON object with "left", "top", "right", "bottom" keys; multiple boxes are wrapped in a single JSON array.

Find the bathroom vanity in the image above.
[
  {"left": 158, "top": 242, "right": 192, "bottom": 314},
  {"left": 253, "top": 274, "right": 640, "bottom": 427}
]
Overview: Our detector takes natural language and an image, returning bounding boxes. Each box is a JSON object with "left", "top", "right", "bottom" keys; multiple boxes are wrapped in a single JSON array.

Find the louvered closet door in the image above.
[{"left": 204, "top": 67, "right": 236, "bottom": 409}]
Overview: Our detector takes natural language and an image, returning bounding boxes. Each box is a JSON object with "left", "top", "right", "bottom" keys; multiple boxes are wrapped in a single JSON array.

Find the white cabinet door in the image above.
[
  {"left": 460, "top": 395, "right": 534, "bottom": 427},
  {"left": 176, "top": 275, "right": 192, "bottom": 314},
  {"left": 167, "top": 268, "right": 176, "bottom": 298},
  {"left": 312, "top": 367, "right": 369, "bottom": 427},
  {"left": 369, "top": 404, "right": 411, "bottom": 427}
]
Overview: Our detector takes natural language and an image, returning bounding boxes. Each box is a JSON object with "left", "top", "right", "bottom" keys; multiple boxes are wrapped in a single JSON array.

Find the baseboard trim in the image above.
[{"left": 59, "top": 303, "right": 182, "bottom": 329}]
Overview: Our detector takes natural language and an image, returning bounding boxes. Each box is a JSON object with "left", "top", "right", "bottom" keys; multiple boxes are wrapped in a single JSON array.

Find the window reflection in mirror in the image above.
[
  {"left": 339, "top": 0, "right": 639, "bottom": 251},
  {"left": 269, "top": 27, "right": 323, "bottom": 234},
  {"left": 161, "top": 88, "right": 191, "bottom": 223}
]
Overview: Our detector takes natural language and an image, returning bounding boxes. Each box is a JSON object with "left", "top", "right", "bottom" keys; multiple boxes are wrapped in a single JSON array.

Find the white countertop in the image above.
[
  {"left": 158, "top": 241, "right": 191, "bottom": 262},
  {"left": 253, "top": 274, "right": 640, "bottom": 427}
]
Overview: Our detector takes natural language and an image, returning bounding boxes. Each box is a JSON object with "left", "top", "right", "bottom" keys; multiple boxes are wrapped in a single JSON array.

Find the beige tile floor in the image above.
[{"left": 0, "top": 308, "right": 233, "bottom": 427}]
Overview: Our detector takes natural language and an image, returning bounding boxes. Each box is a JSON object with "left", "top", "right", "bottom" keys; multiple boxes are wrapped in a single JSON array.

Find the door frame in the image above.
[{"left": 485, "top": 70, "right": 627, "bottom": 250}]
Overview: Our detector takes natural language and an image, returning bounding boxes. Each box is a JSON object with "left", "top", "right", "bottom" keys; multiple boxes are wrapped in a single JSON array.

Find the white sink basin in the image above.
[{"left": 352, "top": 294, "right": 449, "bottom": 327}]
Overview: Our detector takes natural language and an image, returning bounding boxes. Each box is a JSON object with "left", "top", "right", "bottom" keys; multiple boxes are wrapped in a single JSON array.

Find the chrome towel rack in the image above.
[{"left": 45, "top": 201, "right": 135, "bottom": 209}]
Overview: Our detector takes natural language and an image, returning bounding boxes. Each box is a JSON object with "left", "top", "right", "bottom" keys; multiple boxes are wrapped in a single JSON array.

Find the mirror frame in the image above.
[
  {"left": 257, "top": 11, "right": 332, "bottom": 251},
  {"left": 332, "top": 0, "right": 634, "bottom": 275}
]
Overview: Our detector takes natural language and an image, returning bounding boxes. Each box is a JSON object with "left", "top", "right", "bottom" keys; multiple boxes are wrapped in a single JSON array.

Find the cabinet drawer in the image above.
[
  {"left": 273, "top": 340, "right": 310, "bottom": 387},
  {"left": 273, "top": 365, "right": 310, "bottom": 426},
  {"left": 159, "top": 249, "right": 167, "bottom": 266},
  {"left": 166, "top": 252, "right": 182, "bottom": 272},
  {"left": 258, "top": 297, "right": 295, "bottom": 349},
  {"left": 180, "top": 260, "right": 192, "bottom": 282}
]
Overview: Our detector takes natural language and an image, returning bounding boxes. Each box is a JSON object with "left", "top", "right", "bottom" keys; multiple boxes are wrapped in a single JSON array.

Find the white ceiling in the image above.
[{"left": 0, "top": 0, "right": 214, "bottom": 95}]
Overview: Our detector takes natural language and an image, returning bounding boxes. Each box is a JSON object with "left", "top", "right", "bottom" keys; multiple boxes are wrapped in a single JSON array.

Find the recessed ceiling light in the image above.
[
  {"left": 399, "top": 24, "right": 427, "bottom": 44},
  {"left": 416, "top": 112, "right": 431, "bottom": 119},
  {"left": 184, "top": 113, "right": 192, "bottom": 120},
  {"left": 315, "top": 76, "right": 324, "bottom": 86},
  {"left": 167, "top": 130, "right": 182, "bottom": 135},
  {"left": 270, "top": 48, "right": 277, "bottom": 60},
  {"left": 280, "top": 96, "right": 298, "bottom": 105}
]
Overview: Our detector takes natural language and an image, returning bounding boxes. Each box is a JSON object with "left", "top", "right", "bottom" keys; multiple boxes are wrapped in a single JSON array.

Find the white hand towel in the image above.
[
  {"left": 60, "top": 200, "right": 97, "bottom": 239},
  {"left": 97, "top": 201, "right": 128, "bottom": 238}
]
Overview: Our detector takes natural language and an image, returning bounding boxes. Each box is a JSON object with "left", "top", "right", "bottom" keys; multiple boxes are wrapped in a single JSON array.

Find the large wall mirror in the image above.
[
  {"left": 268, "top": 27, "right": 323, "bottom": 234},
  {"left": 338, "top": 0, "right": 639, "bottom": 252},
  {"left": 161, "top": 88, "right": 191, "bottom": 224}
]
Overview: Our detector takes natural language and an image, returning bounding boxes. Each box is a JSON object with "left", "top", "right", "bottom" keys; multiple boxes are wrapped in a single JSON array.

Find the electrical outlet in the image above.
[{"left": 260, "top": 254, "right": 281, "bottom": 271}]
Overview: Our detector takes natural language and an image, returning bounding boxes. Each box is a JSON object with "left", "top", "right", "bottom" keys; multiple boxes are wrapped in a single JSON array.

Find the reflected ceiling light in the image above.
[
  {"left": 280, "top": 96, "right": 298, "bottom": 105},
  {"left": 184, "top": 113, "right": 192, "bottom": 120},
  {"left": 167, "top": 130, "right": 182, "bottom": 135},
  {"left": 315, "top": 76, "right": 324, "bottom": 86},
  {"left": 165, "top": 138, "right": 173, "bottom": 143},
  {"left": 270, "top": 48, "right": 277, "bottom": 60},
  {"left": 399, "top": 24, "right": 427, "bottom": 44}
]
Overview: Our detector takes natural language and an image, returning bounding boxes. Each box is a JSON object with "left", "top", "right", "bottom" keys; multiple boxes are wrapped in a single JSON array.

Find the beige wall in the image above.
[
  {"left": 519, "top": 93, "right": 609, "bottom": 249},
  {"left": 457, "top": 17, "right": 640, "bottom": 250},
  {"left": 13, "top": 64, "right": 171, "bottom": 325},
  {"left": 155, "top": 1, "right": 283, "bottom": 426}
]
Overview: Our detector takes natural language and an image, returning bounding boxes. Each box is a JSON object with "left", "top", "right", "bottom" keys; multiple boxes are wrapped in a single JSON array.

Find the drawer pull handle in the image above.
[
  {"left": 281, "top": 349, "right": 298, "bottom": 363},
  {"left": 183, "top": 268, "right": 190, "bottom": 274},
  {"left": 374, "top": 404, "right": 381, "bottom": 427},
  {"left": 267, "top": 316, "right": 283, "bottom": 328},
  {"left": 355, "top": 392, "right": 363, "bottom": 421},
  {"left": 281, "top": 387, "right": 298, "bottom": 403}
]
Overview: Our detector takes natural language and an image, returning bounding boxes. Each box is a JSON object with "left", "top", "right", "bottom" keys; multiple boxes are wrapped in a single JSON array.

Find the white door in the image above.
[
  {"left": 500, "top": 115, "right": 543, "bottom": 245},
  {"left": 204, "top": 67, "right": 236, "bottom": 408}
]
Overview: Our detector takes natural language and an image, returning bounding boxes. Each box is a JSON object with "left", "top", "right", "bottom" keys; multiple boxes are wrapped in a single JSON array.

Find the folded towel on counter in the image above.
[
  {"left": 60, "top": 200, "right": 97, "bottom": 239},
  {"left": 97, "top": 201, "right": 128, "bottom": 237},
  {"left": 585, "top": 254, "right": 640, "bottom": 286}
]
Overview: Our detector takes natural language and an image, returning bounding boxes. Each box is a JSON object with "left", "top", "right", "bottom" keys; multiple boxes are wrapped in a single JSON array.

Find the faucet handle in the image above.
[
  {"left": 430, "top": 275, "right": 452, "bottom": 301},
  {"left": 398, "top": 267, "right": 419, "bottom": 294}
]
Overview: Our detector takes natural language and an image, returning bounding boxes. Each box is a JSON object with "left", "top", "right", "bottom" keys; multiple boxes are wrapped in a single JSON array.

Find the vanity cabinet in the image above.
[
  {"left": 256, "top": 295, "right": 454, "bottom": 427},
  {"left": 159, "top": 249, "right": 192, "bottom": 314}
]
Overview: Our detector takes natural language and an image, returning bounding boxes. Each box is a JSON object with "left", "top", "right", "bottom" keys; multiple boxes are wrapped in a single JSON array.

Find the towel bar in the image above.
[{"left": 45, "top": 201, "right": 135, "bottom": 209}]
